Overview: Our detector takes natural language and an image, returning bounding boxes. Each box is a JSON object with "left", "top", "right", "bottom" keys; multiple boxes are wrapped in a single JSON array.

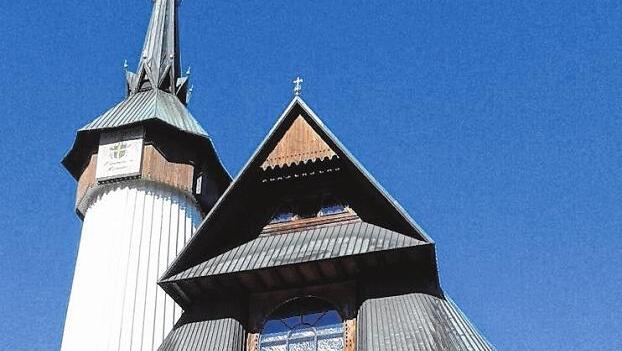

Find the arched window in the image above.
[{"left": 259, "top": 297, "right": 344, "bottom": 351}]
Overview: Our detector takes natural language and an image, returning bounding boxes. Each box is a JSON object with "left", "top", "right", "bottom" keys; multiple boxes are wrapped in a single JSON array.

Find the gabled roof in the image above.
[
  {"left": 162, "top": 221, "right": 429, "bottom": 283},
  {"left": 160, "top": 96, "right": 434, "bottom": 281}
]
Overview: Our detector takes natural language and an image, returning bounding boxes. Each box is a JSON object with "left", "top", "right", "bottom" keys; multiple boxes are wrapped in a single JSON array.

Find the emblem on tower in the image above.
[
  {"left": 110, "top": 143, "right": 128, "bottom": 159},
  {"left": 95, "top": 128, "right": 144, "bottom": 182}
]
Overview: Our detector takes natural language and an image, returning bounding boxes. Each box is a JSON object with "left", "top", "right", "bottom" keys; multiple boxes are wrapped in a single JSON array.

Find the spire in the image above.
[{"left": 126, "top": 0, "right": 190, "bottom": 104}]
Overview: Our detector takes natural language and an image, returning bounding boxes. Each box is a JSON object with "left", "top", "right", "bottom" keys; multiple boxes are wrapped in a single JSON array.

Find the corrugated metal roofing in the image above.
[
  {"left": 157, "top": 318, "right": 245, "bottom": 351},
  {"left": 161, "top": 96, "right": 434, "bottom": 282},
  {"left": 357, "top": 293, "right": 495, "bottom": 351},
  {"left": 79, "top": 89, "right": 208, "bottom": 137},
  {"left": 164, "top": 221, "right": 428, "bottom": 282}
]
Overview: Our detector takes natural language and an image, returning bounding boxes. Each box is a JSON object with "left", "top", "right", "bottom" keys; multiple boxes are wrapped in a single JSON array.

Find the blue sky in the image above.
[{"left": 1, "top": 1, "right": 621, "bottom": 350}]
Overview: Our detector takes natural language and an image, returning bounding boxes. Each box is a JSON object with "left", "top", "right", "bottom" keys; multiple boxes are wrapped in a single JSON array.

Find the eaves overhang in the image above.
[
  {"left": 62, "top": 90, "right": 230, "bottom": 183},
  {"left": 159, "top": 221, "right": 437, "bottom": 308}
]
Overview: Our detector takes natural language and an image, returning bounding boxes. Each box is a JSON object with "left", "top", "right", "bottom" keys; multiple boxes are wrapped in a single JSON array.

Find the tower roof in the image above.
[
  {"left": 79, "top": 89, "right": 207, "bottom": 137},
  {"left": 63, "top": 0, "right": 228, "bottom": 182},
  {"left": 76, "top": 0, "right": 200, "bottom": 138}
]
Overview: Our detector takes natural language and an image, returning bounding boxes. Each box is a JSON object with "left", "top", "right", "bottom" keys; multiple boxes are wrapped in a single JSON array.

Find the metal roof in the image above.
[
  {"left": 157, "top": 318, "right": 245, "bottom": 351},
  {"left": 161, "top": 96, "right": 434, "bottom": 280},
  {"left": 62, "top": 0, "right": 230, "bottom": 181},
  {"left": 126, "top": 0, "right": 189, "bottom": 102},
  {"left": 164, "top": 221, "right": 428, "bottom": 283},
  {"left": 79, "top": 89, "right": 208, "bottom": 137},
  {"left": 357, "top": 293, "right": 495, "bottom": 351},
  {"left": 80, "top": 0, "right": 200, "bottom": 135}
]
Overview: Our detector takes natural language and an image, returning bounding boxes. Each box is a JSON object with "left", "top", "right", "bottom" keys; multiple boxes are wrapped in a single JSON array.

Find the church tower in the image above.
[{"left": 61, "top": 1, "right": 229, "bottom": 350}]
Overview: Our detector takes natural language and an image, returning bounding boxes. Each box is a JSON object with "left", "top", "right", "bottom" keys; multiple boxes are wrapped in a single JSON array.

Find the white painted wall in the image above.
[{"left": 61, "top": 181, "right": 201, "bottom": 351}]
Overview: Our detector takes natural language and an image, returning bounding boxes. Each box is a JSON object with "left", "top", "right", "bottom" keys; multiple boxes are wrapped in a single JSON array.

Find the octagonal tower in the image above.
[{"left": 60, "top": 1, "right": 230, "bottom": 350}]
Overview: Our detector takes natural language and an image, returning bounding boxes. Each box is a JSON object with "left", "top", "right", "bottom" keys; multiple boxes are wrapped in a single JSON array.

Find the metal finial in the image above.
[
  {"left": 293, "top": 76, "right": 303, "bottom": 96},
  {"left": 123, "top": 59, "right": 129, "bottom": 72}
]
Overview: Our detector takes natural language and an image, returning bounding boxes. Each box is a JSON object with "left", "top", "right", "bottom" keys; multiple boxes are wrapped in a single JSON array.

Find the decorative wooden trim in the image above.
[
  {"left": 344, "top": 318, "right": 357, "bottom": 351},
  {"left": 247, "top": 332, "right": 259, "bottom": 351},
  {"left": 261, "top": 114, "right": 337, "bottom": 170}
]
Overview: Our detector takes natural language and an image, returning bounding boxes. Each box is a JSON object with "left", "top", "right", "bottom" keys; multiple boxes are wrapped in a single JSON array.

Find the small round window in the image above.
[{"left": 259, "top": 297, "right": 344, "bottom": 351}]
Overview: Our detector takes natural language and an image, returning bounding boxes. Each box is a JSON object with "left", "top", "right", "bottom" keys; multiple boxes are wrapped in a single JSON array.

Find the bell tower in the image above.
[{"left": 60, "top": 1, "right": 230, "bottom": 350}]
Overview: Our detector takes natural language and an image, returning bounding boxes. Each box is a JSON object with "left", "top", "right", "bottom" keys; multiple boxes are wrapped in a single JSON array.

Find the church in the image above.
[{"left": 61, "top": 1, "right": 494, "bottom": 350}]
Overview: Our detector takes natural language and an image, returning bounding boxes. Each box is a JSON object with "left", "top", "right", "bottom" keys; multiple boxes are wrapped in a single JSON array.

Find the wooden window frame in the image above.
[{"left": 247, "top": 281, "right": 357, "bottom": 351}]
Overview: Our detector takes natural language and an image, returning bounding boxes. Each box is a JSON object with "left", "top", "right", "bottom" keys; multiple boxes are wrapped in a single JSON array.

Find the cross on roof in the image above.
[{"left": 293, "top": 76, "right": 303, "bottom": 96}]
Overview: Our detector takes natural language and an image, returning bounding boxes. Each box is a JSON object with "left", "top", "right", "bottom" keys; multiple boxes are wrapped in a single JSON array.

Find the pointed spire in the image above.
[{"left": 126, "top": 0, "right": 190, "bottom": 104}]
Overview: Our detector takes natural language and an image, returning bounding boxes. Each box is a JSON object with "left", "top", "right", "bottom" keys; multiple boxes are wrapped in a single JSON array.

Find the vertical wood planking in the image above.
[{"left": 61, "top": 182, "right": 201, "bottom": 351}]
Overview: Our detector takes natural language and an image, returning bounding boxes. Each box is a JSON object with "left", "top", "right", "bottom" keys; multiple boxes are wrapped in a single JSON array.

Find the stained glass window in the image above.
[{"left": 259, "top": 297, "right": 344, "bottom": 351}]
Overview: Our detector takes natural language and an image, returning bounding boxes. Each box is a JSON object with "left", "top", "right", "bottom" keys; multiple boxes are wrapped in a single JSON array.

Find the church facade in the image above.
[{"left": 61, "top": 1, "right": 494, "bottom": 350}]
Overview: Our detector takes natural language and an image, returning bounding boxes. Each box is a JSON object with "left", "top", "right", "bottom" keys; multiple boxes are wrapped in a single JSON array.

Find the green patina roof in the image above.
[
  {"left": 80, "top": 0, "right": 199, "bottom": 136},
  {"left": 80, "top": 89, "right": 208, "bottom": 137}
]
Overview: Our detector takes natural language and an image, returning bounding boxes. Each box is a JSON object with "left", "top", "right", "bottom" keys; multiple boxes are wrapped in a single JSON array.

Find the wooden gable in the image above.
[
  {"left": 161, "top": 97, "right": 433, "bottom": 283},
  {"left": 261, "top": 115, "right": 337, "bottom": 170}
]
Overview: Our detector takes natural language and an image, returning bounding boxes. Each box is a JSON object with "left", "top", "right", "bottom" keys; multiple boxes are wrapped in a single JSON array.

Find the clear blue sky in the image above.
[{"left": 1, "top": 1, "right": 620, "bottom": 350}]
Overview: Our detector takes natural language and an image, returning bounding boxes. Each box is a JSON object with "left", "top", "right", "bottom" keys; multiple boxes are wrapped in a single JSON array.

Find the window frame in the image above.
[
  {"left": 248, "top": 282, "right": 357, "bottom": 351},
  {"left": 258, "top": 296, "right": 344, "bottom": 351}
]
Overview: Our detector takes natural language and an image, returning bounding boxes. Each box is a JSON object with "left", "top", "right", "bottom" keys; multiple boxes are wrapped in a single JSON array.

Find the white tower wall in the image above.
[{"left": 61, "top": 181, "right": 201, "bottom": 351}]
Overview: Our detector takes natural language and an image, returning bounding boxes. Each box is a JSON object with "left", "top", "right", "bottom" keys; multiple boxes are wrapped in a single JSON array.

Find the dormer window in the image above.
[
  {"left": 318, "top": 204, "right": 345, "bottom": 216},
  {"left": 269, "top": 207, "right": 296, "bottom": 224},
  {"left": 268, "top": 196, "right": 349, "bottom": 225}
]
